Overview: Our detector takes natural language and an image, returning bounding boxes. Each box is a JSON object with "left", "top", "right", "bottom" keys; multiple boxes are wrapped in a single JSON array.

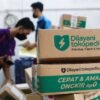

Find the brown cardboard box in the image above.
[
  {"left": 54, "top": 94, "right": 84, "bottom": 100},
  {"left": 84, "top": 91, "right": 100, "bottom": 100},
  {"left": 38, "top": 29, "right": 100, "bottom": 63},
  {"left": 0, "top": 83, "right": 26, "bottom": 100},
  {"left": 77, "top": 16, "right": 86, "bottom": 28},
  {"left": 25, "top": 68, "right": 32, "bottom": 91},
  {"left": 26, "top": 93, "right": 84, "bottom": 100},
  {"left": 43, "top": 94, "right": 84, "bottom": 100},
  {"left": 32, "top": 63, "right": 100, "bottom": 95},
  {"left": 61, "top": 27, "right": 72, "bottom": 29},
  {"left": 60, "top": 14, "right": 86, "bottom": 28},
  {"left": 26, "top": 93, "right": 42, "bottom": 100}
]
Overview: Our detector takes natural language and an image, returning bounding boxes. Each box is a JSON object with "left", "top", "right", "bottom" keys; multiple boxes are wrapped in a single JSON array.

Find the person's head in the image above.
[
  {"left": 15, "top": 17, "right": 35, "bottom": 41},
  {"left": 31, "top": 2, "right": 44, "bottom": 18}
]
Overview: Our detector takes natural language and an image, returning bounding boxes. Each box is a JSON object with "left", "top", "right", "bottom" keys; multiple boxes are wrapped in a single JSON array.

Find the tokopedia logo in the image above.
[
  {"left": 54, "top": 34, "right": 100, "bottom": 51},
  {"left": 61, "top": 68, "right": 67, "bottom": 73},
  {"left": 54, "top": 35, "right": 70, "bottom": 51}
]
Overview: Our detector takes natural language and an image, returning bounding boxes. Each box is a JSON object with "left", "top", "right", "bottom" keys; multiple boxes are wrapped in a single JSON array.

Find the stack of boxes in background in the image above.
[{"left": 60, "top": 14, "right": 86, "bottom": 29}]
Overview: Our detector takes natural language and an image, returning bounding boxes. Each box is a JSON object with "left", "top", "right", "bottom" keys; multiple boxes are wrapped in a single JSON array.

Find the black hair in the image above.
[
  {"left": 15, "top": 17, "right": 35, "bottom": 31},
  {"left": 31, "top": 2, "right": 43, "bottom": 12}
]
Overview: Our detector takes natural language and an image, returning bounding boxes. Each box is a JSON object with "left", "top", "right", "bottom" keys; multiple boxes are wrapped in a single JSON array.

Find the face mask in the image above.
[
  {"left": 16, "top": 33, "right": 27, "bottom": 41},
  {"left": 33, "top": 13, "right": 38, "bottom": 18}
]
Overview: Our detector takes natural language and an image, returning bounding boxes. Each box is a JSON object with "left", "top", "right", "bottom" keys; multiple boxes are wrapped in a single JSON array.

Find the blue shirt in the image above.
[
  {"left": 37, "top": 16, "right": 51, "bottom": 29},
  {"left": 35, "top": 16, "right": 51, "bottom": 41}
]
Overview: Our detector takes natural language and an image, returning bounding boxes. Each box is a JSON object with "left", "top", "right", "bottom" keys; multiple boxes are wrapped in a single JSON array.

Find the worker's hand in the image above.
[
  {"left": 21, "top": 41, "right": 31, "bottom": 48},
  {"left": 22, "top": 41, "right": 36, "bottom": 50},
  {"left": 26, "top": 43, "right": 36, "bottom": 50}
]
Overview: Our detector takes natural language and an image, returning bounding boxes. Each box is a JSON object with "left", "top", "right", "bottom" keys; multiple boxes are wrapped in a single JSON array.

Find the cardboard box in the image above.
[
  {"left": 60, "top": 14, "right": 86, "bottom": 28},
  {"left": 54, "top": 94, "right": 84, "bottom": 100},
  {"left": 61, "top": 27, "right": 72, "bottom": 29},
  {"left": 26, "top": 93, "right": 84, "bottom": 100},
  {"left": 32, "top": 63, "right": 100, "bottom": 95},
  {"left": 25, "top": 68, "right": 32, "bottom": 91},
  {"left": 38, "top": 29, "right": 100, "bottom": 63},
  {"left": 43, "top": 94, "right": 84, "bottom": 100},
  {"left": 44, "top": 94, "right": 84, "bottom": 100},
  {"left": 0, "top": 83, "right": 26, "bottom": 100},
  {"left": 26, "top": 93, "right": 42, "bottom": 100},
  {"left": 84, "top": 91, "right": 100, "bottom": 100}
]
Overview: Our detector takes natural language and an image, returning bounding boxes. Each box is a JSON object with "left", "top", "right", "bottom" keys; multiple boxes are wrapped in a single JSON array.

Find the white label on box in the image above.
[{"left": 71, "top": 16, "right": 77, "bottom": 28}]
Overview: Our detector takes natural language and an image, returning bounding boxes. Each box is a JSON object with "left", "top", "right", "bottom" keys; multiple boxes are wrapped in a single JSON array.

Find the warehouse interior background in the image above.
[{"left": 0, "top": 0, "right": 100, "bottom": 83}]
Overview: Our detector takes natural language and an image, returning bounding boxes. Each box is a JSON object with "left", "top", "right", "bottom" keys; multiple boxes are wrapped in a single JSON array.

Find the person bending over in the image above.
[{"left": 0, "top": 17, "right": 34, "bottom": 85}]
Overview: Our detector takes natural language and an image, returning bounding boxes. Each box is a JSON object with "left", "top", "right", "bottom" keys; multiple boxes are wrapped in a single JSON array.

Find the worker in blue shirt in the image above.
[
  {"left": 35, "top": 15, "right": 51, "bottom": 41},
  {"left": 24, "top": 2, "right": 52, "bottom": 49},
  {"left": 31, "top": 2, "right": 51, "bottom": 34}
]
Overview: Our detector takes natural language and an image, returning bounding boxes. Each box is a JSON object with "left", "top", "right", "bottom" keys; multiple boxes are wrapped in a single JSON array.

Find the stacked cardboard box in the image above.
[
  {"left": 32, "top": 64, "right": 100, "bottom": 95},
  {"left": 60, "top": 14, "right": 86, "bottom": 29},
  {"left": 26, "top": 93, "right": 84, "bottom": 100},
  {"left": 32, "top": 29, "right": 100, "bottom": 97},
  {"left": 37, "top": 29, "right": 100, "bottom": 63},
  {"left": 84, "top": 91, "right": 100, "bottom": 100},
  {"left": 25, "top": 67, "right": 85, "bottom": 100},
  {"left": 26, "top": 93, "right": 42, "bottom": 100}
]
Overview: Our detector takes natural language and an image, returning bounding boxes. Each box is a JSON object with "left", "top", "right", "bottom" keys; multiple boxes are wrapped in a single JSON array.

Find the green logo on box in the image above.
[
  {"left": 54, "top": 35, "right": 70, "bottom": 51},
  {"left": 63, "top": 20, "right": 71, "bottom": 26}
]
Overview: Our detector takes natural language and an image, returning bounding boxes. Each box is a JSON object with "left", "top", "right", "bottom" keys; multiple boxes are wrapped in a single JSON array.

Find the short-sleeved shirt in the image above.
[
  {"left": 0, "top": 29, "right": 16, "bottom": 57},
  {"left": 35, "top": 16, "right": 52, "bottom": 41}
]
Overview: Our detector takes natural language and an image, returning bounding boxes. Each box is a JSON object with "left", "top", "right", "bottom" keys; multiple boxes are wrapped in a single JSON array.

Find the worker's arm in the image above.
[
  {"left": 22, "top": 41, "right": 37, "bottom": 50},
  {"left": 26, "top": 43, "right": 37, "bottom": 50}
]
